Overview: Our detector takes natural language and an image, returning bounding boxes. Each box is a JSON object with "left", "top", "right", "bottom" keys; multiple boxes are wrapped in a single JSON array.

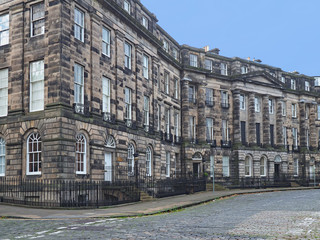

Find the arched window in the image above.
[
  {"left": 27, "top": 133, "right": 42, "bottom": 175},
  {"left": 146, "top": 147, "right": 152, "bottom": 176},
  {"left": 245, "top": 155, "right": 252, "bottom": 177},
  {"left": 128, "top": 143, "right": 135, "bottom": 174},
  {"left": 76, "top": 134, "right": 86, "bottom": 174},
  {"left": 260, "top": 156, "right": 267, "bottom": 177},
  {"left": 0, "top": 138, "right": 5, "bottom": 176}
]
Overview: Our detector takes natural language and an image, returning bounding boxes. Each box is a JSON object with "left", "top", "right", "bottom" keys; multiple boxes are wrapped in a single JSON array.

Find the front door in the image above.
[
  {"left": 104, "top": 153, "right": 112, "bottom": 182},
  {"left": 193, "top": 163, "right": 200, "bottom": 177},
  {"left": 274, "top": 163, "right": 280, "bottom": 181}
]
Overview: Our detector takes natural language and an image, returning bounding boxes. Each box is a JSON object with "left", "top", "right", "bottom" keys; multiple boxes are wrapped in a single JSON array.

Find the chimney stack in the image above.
[{"left": 203, "top": 46, "right": 210, "bottom": 52}]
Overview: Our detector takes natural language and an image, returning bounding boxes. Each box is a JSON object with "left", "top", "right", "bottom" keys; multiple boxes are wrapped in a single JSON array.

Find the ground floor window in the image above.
[
  {"left": 76, "top": 134, "right": 86, "bottom": 174},
  {"left": 27, "top": 133, "right": 42, "bottom": 175},
  {"left": 222, "top": 156, "right": 229, "bottom": 177},
  {"left": 146, "top": 147, "right": 152, "bottom": 176},
  {"left": 294, "top": 159, "right": 299, "bottom": 176},
  {"left": 166, "top": 152, "right": 170, "bottom": 177},
  {"left": 0, "top": 138, "right": 5, "bottom": 176},
  {"left": 260, "top": 156, "right": 267, "bottom": 176},
  {"left": 245, "top": 156, "right": 252, "bottom": 177},
  {"left": 128, "top": 143, "right": 135, "bottom": 174}
]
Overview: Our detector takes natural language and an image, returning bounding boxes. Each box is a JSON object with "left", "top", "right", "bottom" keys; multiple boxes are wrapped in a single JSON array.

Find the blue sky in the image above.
[{"left": 141, "top": 0, "right": 320, "bottom": 76}]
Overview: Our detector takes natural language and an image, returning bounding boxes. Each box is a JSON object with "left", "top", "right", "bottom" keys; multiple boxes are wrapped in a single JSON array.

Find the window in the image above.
[
  {"left": 174, "top": 113, "right": 179, "bottom": 138},
  {"left": 74, "top": 63, "right": 84, "bottom": 104},
  {"left": 305, "top": 105, "right": 309, "bottom": 119},
  {"left": 255, "top": 97, "right": 261, "bottom": 112},
  {"left": 165, "top": 108, "right": 170, "bottom": 134},
  {"left": 143, "top": 55, "right": 149, "bottom": 79},
  {"left": 283, "top": 127, "right": 287, "bottom": 147},
  {"left": 174, "top": 78, "right": 179, "bottom": 99},
  {"left": 245, "top": 156, "right": 252, "bottom": 177},
  {"left": 241, "top": 66, "right": 248, "bottom": 74},
  {"left": 27, "top": 133, "right": 42, "bottom": 175},
  {"left": 281, "top": 76, "right": 285, "bottom": 83},
  {"left": 315, "top": 77, "right": 320, "bottom": 86},
  {"left": 30, "top": 60, "right": 44, "bottom": 112},
  {"left": 0, "top": 69, "right": 8, "bottom": 117},
  {"left": 189, "top": 116, "right": 196, "bottom": 139},
  {"left": 102, "top": 77, "right": 110, "bottom": 113},
  {"left": 123, "top": 0, "right": 131, "bottom": 13},
  {"left": 189, "top": 86, "right": 195, "bottom": 103},
  {"left": 206, "top": 88, "right": 214, "bottom": 106},
  {"left": 210, "top": 155, "right": 214, "bottom": 178},
  {"left": 305, "top": 81, "right": 310, "bottom": 91},
  {"left": 318, "top": 105, "right": 320, "bottom": 120},
  {"left": 282, "top": 101, "right": 286, "bottom": 116},
  {"left": 270, "top": 124, "right": 274, "bottom": 146},
  {"left": 241, "top": 121, "right": 246, "bottom": 145},
  {"left": 294, "top": 158, "right": 299, "bottom": 176},
  {"left": 166, "top": 152, "right": 170, "bottom": 177},
  {"left": 157, "top": 104, "right": 161, "bottom": 131},
  {"left": 146, "top": 147, "right": 152, "bottom": 176},
  {"left": 190, "top": 54, "right": 198, "bottom": 67},
  {"left": 144, "top": 96, "right": 149, "bottom": 127},
  {"left": 222, "top": 156, "right": 229, "bottom": 177},
  {"left": 142, "top": 16, "right": 148, "bottom": 29},
  {"left": 172, "top": 48, "right": 178, "bottom": 60},
  {"left": 31, "top": 2, "right": 45, "bottom": 37},
  {"left": 291, "top": 79, "right": 296, "bottom": 90},
  {"left": 125, "top": 87, "right": 132, "bottom": 121},
  {"left": 260, "top": 157, "right": 267, "bottom": 176},
  {"left": 124, "top": 42, "right": 132, "bottom": 69},
  {"left": 102, "top": 27, "right": 111, "bottom": 57},
  {"left": 76, "top": 134, "right": 86, "bottom": 174},
  {"left": 221, "top": 91, "right": 228, "bottom": 108},
  {"left": 222, "top": 120, "right": 229, "bottom": 142},
  {"left": 164, "top": 72, "right": 169, "bottom": 94},
  {"left": 256, "top": 123, "right": 261, "bottom": 146},
  {"left": 74, "top": 8, "right": 84, "bottom": 42},
  {"left": 0, "top": 14, "right": 9, "bottom": 46},
  {"left": 163, "top": 40, "right": 169, "bottom": 52},
  {"left": 269, "top": 99, "right": 274, "bottom": 114},
  {"left": 0, "top": 138, "right": 5, "bottom": 176},
  {"left": 292, "top": 104, "right": 297, "bottom": 118},
  {"left": 128, "top": 143, "right": 135, "bottom": 174},
  {"left": 292, "top": 128, "right": 298, "bottom": 149},
  {"left": 206, "top": 118, "right": 214, "bottom": 141},
  {"left": 240, "top": 94, "right": 245, "bottom": 110},
  {"left": 220, "top": 63, "right": 228, "bottom": 76},
  {"left": 204, "top": 59, "right": 212, "bottom": 71}
]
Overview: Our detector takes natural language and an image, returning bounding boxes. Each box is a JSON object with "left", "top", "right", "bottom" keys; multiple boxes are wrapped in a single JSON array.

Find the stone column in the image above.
[
  {"left": 115, "top": 30, "right": 125, "bottom": 122},
  {"left": 232, "top": 90, "right": 241, "bottom": 145},
  {"left": 248, "top": 93, "right": 256, "bottom": 145},
  {"left": 299, "top": 102, "right": 307, "bottom": 148},
  {"left": 197, "top": 85, "right": 206, "bottom": 143},
  {"left": 262, "top": 95, "right": 270, "bottom": 145},
  {"left": 276, "top": 98, "right": 284, "bottom": 146},
  {"left": 309, "top": 103, "right": 317, "bottom": 148}
]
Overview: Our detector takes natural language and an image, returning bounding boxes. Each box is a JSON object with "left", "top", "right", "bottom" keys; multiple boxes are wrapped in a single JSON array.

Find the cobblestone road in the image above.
[{"left": 1, "top": 190, "right": 320, "bottom": 239}]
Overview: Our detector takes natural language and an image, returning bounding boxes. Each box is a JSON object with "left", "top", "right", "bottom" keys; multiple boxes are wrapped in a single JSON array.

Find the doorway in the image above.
[
  {"left": 104, "top": 153, "right": 112, "bottom": 182},
  {"left": 193, "top": 163, "right": 200, "bottom": 177},
  {"left": 274, "top": 163, "right": 280, "bottom": 181}
]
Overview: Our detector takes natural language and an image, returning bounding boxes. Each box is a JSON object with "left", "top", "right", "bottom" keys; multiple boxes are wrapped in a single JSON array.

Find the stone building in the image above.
[{"left": 0, "top": 0, "right": 319, "bottom": 183}]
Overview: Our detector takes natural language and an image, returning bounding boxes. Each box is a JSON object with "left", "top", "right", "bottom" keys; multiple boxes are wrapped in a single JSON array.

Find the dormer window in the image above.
[
  {"left": 305, "top": 81, "right": 310, "bottom": 91},
  {"left": 190, "top": 54, "right": 198, "bottom": 67},
  {"left": 291, "top": 79, "right": 296, "bottom": 90},
  {"left": 220, "top": 63, "right": 228, "bottom": 76},
  {"left": 281, "top": 76, "right": 285, "bottom": 83},
  {"left": 240, "top": 66, "right": 248, "bottom": 74},
  {"left": 172, "top": 48, "right": 178, "bottom": 60},
  {"left": 205, "top": 59, "right": 213, "bottom": 72},
  {"left": 124, "top": 0, "right": 131, "bottom": 13},
  {"left": 142, "top": 16, "right": 148, "bottom": 29}
]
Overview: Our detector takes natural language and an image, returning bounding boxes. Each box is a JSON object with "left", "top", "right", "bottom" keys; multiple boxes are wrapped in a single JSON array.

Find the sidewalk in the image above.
[{"left": 0, "top": 186, "right": 318, "bottom": 219}]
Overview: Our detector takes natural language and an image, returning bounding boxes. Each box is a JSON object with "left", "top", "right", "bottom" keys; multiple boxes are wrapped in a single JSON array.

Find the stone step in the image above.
[{"left": 140, "top": 191, "right": 154, "bottom": 201}]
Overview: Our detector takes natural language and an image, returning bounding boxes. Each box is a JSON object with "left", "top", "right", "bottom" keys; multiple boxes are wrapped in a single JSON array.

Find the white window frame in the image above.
[
  {"left": 163, "top": 40, "right": 169, "bottom": 52},
  {"left": 189, "top": 116, "right": 196, "bottom": 139},
  {"left": 221, "top": 91, "right": 228, "bottom": 106},
  {"left": 76, "top": 134, "right": 86, "bottom": 175},
  {"left": 174, "top": 78, "right": 179, "bottom": 99},
  {"left": 74, "top": 7, "right": 84, "bottom": 42},
  {"left": 206, "top": 118, "right": 214, "bottom": 141},
  {"left": 26, "top": 133, "right": 42, "bottom": 175},
  {"left": 294, "top": 158, "right": 299, "bottom": 176},
  {"left": 146, "top": 147, "right": 152, "bottom": 176},
  {"left": 210, "top": 155, "right": 214, "bottom": 178},
  {"left": 165, "top": 108, "right": 170, "bottom": 134},
  {"left": 291, "top": 79, "right": 296, "bottom": 90},
  {"left": 189, "top": 85, "right": 195, "bottom": 103},
  {"left": 222, "top": 120, "right": 229, "bottom": 142},
  {"left": 269, "top": 99, "right": 274, "bottom": 114},
  {"left": 174, "top": 112, "right": 179, "bottom": 138},
  {"left": 172, "top": 48, "right": 178, "bottom": 60},
  {"left": 74, "top": 63, "right": 84, "bottom": 104},
  {"left": 245, "top": 156, "right": 252, "bottom": 177},
  {"left": 240, "top": 94, "right": 245, "bottom": 110},
  {"left": 292, "top": 128, "right": 298, "bottom": 148},
  {"left": 166, "top": 152, "right": 170, "bottom": 177},
  {"left": 102, "top": 77, "right": 110, "bottom": 113},
  {"left": 164, "top": 72, "right": 169, "bottom": 94},
  {"left": 305, "top": 105, "right": 309, "bottom": 119},
  {"left": 282, "top": 101, "right": 286, "bottom": 116},
  {"left": 31, "top": 2, "right": 45, "bottom": 37},
  {"left": 125, "top": 87, "right": 132, "bottom": 120},
  {"left": 292, "top": 103, "right": 297, "bottom": 118},
  {"left": 281, "top": 76, "right": 285, "bottom": 83},
  {"left": 0, "top": 69, "right": 8, "bottom": 117},
  {"left": 123, "top": 0, "right": 131, "bottom": 13},
  {"left": 0, "top": 14, "right": 9, "bottom": 46},
  {"left": 124, "top": 42, "right": 132, "bottom": 69},
  {"left": 128, "top": 143, "right": 135, "bottom": 174},
  {"left": 190, "top": 54, "right": 198, "bottom": 67},
  {"left": 143, "top": 55, "right": 149, "bottom": 79},
  {"left": 222, "top": 156, "right": 230, "bottom": 177},
  {"left": 241, "top": 66, "right": 248, "bottom": 74},
  {"left": 142, "top": 16, "right": 148, "bottom": 29},
  {"left": 220, "top": 63, "right": 228, "bottom": 76},
  {"left": 30, "top": 60, "right": 45, "bottom": 112},
  {"left": 102, "top": 27, "right": 111, "bottom": 57},
  {"left": 283, "top": 127, "right": 287, "bottom": 147},
  {"left": 255, "top": 97, "right": 261, "bottom": 112},
  {"left": 205, "top": 59, "right": 212, "bottom": 72},
  {"left": 0, "top": 138, "right": 5, "bottom": 176},
  {"left": 305, "top": 81, "right": 310, "bottom": 91},
  {"left": 260, "top": 157, "right": 267, "bottom": 177},
  {"left": 144, "top": 96, "right": 149, "bottom": 127}
]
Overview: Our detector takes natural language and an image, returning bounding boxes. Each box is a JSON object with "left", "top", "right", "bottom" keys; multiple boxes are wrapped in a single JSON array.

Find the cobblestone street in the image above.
[{"left": 1, "top": 190, "right": 320, "bottom": 239}]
